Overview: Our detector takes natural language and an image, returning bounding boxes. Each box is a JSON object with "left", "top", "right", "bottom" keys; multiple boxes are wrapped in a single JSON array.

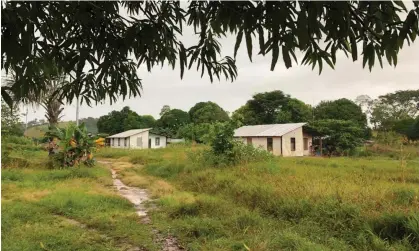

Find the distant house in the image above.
[
  {"left": 233, "top": 123, "right": 313, "bottom": 157},
  {"left": 107, "top": 128, "right": 167, "bottom": 149}
]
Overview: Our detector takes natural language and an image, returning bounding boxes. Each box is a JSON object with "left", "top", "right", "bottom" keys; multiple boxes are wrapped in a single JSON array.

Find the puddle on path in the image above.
[
  {"left": 111, "top": 169, "right": 150, "bottom": 218},
  {"left": 99, "top": 161, "right": 183, "bottom": 251}
]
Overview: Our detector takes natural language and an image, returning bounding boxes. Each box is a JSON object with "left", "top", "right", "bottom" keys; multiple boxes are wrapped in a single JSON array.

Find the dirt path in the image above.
[{"left": 99, "top": 160, "right": 183, "bottom": 251}]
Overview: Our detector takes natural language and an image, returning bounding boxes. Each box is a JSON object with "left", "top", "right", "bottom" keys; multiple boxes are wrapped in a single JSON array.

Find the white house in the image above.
[
  {"left": 107, "top": 128, "right": 167, "bottom": 149},
  {"left": 234, "top": 123, "right": 313, "bottom": 157}
]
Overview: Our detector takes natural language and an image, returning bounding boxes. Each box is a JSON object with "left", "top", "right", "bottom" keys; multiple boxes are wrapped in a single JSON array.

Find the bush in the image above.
[
  {"left": 189, "top": 141, "right": 274, "bottom": 167},
  {"left": 3, "top": 135, "right": 34, "bottom": 145}
]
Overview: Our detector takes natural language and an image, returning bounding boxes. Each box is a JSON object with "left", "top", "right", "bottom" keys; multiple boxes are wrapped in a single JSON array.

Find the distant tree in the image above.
[
  {"left": 314, "top": 98, "right": 367, "bottom": 127},
  {"left": 156, "top": 109, "right": 190, "bottom": 137},
  {"left": 308, "top": 119, "right": 364, "bottom": 156},
  {"left": 159, "top": 105, "right": 171, "bottom": 117},
  {"left": 79, "top": 117, "right": 98, "bottom": 134},
  {"left": 177, "top": 122, "right": 216, "bottom": 143},
  {"left": 392, "top": 117, "right": 417, "bottom": 140},
  {"left": 276, "top": 98, "right": 313, "bottom": 123},
  {"left": 233, "top": 90, "right": 312, "bottom": 125},
  {"left": 1, "top": 101, "right": 24, "bottom": 136},
  {"left": 139, "top": 115, "right": 156, "bottom": 128},
  {"left": 97, "top": 106, "right": 155, "bottom": 134},
  {"left": 370, "top": 90, "right": 419, "bottom": 130},
  {"left": 231, "top": 104, "right": 258, "bottom": 126},
  {"left": 189, "top": 101, "right": 230, "bottom": 124}
]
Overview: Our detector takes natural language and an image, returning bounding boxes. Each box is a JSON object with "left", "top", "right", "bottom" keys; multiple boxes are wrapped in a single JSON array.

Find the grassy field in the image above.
[
  {"left": 1, "top": 148, "right": 158, "bottom": 251},
  {"left": 2, "top": 143, "right": 419, "bottom": 251},
  {"left": 95, "top": 145, "right": 419, "bottom": 251}
]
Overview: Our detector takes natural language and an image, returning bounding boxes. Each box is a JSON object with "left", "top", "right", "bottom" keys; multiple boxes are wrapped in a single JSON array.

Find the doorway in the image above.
[
  {"left": 148, "top": 139, "right": 151, "bottom": 148},
  {"left": 267, "top": 138, "right": 273, "bottom": 152}
]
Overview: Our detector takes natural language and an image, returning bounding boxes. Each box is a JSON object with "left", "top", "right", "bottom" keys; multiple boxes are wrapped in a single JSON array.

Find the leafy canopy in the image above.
[
  {"left": 189, "top": 101, "right": 230, "bottom": 124},
  {"left": 308, "top": 119, "right": 365, "bottom": 156},
  {"left": 97, "top": 106, "right": 156, "bottom": 134},
  {"left": 233, "top": 90, "right": 312, "bottom": 125},
  {"left": 314, "top": 98, "right": 367, "bottom": 127},
  {"left": 156, "top": 108, "right": 190, "bottom": 137},
  {"left": 2, "top": 1, "right": 418, "bottom": 106}
]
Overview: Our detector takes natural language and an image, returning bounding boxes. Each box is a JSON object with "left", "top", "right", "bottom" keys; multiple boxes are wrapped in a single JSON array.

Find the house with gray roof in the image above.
[
  {"left": 234, "top": 123, "right": 312, "bottom": 157},
  {"left": 107, "top": 128, "right": 167, "bottom": 149}
]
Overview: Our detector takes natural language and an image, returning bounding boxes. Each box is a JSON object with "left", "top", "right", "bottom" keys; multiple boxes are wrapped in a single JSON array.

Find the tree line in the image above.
[{"left": 95, "top": 89, "right": 418, "bottom": 155}]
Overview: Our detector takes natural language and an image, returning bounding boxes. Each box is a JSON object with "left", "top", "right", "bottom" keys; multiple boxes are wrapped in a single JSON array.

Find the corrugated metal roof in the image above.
[
  {"left": 107, "top": 128, "right": 152, "bottom": 138},
  {"left": 234, "top": 123, "right": 307, "bottom": 137}
]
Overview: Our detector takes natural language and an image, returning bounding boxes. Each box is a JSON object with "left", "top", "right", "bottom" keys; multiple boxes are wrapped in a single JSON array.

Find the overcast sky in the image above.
[{"left": 18, "top": 16, "right": 419, "bottom": 122}]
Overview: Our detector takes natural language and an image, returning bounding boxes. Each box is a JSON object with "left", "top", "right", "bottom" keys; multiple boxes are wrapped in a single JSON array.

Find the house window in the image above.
[
  {"left": 247, "top": 137, "right": 252, "bottom": 145},
  {"left": 303, "top": 138, "right": 308, "bottom": 150},
  {"left": 118, "top": 138, "right": 120, "bottom": 146},
  {"left": 267, "top": 138, "right": 273, "bottom": 152},
  {"left": 291, "top": 137, "right": 296, "bottom": 151},
  {"left": 155, "top": 137, "right": 160, "bottom": 146}
]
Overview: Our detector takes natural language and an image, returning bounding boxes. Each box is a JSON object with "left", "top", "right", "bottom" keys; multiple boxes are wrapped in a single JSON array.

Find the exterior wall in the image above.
[
  {"left": 252, "top": 137, "right": 267, "bottom": 150},
  {"left": 303, "top": 132, "right": 313, "bottom": 156},
  {"left": 148, "top": 133, "right": 167, "bottom": 149},
  {"left": 235, "top": 137, "right": 246, "bottom": 144},
  {"left": 282, "top": 127, "right": 304, "bottom": 157},
  {"left": 109, "top": 131, "right": 167, "bottom": 149},
  {"left": 128, "top": 130, "right": 149, "bottom": 149},
  {"left": 109, "top": 137, "right": 130, "bottom": 149},
  {"left": 272, "top": 137, "right": 282, "bottom": 156}
]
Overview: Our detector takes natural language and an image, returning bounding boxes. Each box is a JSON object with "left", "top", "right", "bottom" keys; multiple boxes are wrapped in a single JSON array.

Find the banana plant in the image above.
[{"left": 45, "top": 123, "right": 95, "bottom": 167}]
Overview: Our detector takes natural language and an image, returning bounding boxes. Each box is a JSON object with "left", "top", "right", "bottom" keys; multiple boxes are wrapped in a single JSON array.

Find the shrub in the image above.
[{"left": 4, "top": 135, "right": 34, "bottom": 145}]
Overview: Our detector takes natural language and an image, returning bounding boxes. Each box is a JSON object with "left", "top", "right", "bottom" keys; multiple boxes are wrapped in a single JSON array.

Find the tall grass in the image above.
[{"left": 97, "top": 145, "right": 419, "bottom": 250}]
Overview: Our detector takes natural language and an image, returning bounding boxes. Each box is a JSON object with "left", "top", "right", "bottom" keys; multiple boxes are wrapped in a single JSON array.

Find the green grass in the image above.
[
  {"left": 3, "top": 143, "right": 419, "bottom": 250},
  {"left": 97, "top": 145, "right": 419, "bottom": 251},
  {"left": 1, "top": 150, "right": 158, "bottom": 251}
]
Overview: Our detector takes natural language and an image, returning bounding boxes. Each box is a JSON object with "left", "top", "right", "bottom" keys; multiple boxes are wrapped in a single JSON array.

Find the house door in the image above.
[
  {"left": 148, "top": 139, "right": 151, "bottom": 148},
  {"left": 267, "top": 138, "right": 273, "bottom": 152}
]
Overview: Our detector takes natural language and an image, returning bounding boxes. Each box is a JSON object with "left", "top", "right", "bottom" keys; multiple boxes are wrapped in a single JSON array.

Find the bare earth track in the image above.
[{"left": 99, "top": 161, "right": 183, "bottom": 251}]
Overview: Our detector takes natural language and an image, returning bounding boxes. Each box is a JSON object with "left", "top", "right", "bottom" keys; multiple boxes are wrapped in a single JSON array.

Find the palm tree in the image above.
[{"left": 4, "top": 67, "right": 67, "bottom": 127}]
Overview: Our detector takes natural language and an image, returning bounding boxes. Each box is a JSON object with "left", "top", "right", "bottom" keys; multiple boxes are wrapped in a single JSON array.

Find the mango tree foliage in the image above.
[
  {"left": 97, "top": 106, "right": 156, "bottom": 134},
  {"left": 307, "top": 119, "right": 365, "bottom": 156},
  {"left": 189, "top": 101, "right": 230, "bottom": 124},
  {"left": 370, "top": 90, "right": 419, "bottom": 130},
  {"left": 156, "top": 108, "right": 190, "bottom": 137},
  {"left": 234, "top": 90, "right": 312, "bottom": 125},
  {"left": 2, "top": 1, "right": 418, "bottom": 106},
  {"left": 314, "top": 98, "right": 367, "bottom": 127}
]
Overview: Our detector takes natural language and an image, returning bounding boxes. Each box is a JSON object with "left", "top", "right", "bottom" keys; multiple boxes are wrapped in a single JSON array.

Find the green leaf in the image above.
[
  {"left": 282, "top": 46, "right": 292, "bottom": 69},
  {"left": 245, "top": 31, "right": 253, "bottom": 62},
  {"left": 271, "top": 43, "right": 279, "bottom": 71},
  {"left": 234, "top": 29, "right": 244, "bottom": 59},
  {"left": 324, "top": 56, "right": 334, "bottom": 70},
  {"left": 368, "top": 44, "right": 375, "bottom": 71},
  {"left": 318, "top": 57, "right": 323, "bottom": 75},
  {"left": 257, "top": 26, "right": 265, "bottom": 55},
  {"left": 349, "top": 34, "right": 358, "bottom": 61},
  {"left": 393, "top": 1, "right": 407, "bottom": 11},
  {"left": 1, "top": 88, "right": 14, "bottom": 108}
]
